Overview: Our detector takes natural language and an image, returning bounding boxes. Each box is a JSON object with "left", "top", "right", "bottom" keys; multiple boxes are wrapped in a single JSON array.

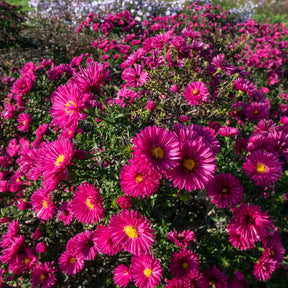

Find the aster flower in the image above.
[
  {"left": 166, "top": 229, "right": 195, "bottom": 248},
  {"left": 207, "top": 173, "right": 244, "bottom": 209},
  {"left": 120, "top": 158, "right": 161, "bottom": 198},
  {"left": 253, "top": 119, "right": 278, "bottom": 135},
  {"left": 17, "top": 113, "right": 32, "bottom": 132},
  {"left": 71, "top": 183, "right": 105, "bottom": 225},
  {"left": 165, "top": 278, "right": 192, "bottom": 288},
  {"left": 246, "top": 102, "right": 270, "bottom": 121},
  {"left": 254, "top": 257, "right": 276, "bottom": 281},
  {"left": 202, "top": 265, "right": 228, "bottom": 288},
  {"left": 151, "top": 33, "right": 171, "bottom": 50},
  {"left": 58, "top": 249, "right": 85, "bottom": 276},
  {"left": 7, "top": 138, "right": 20, "bottom": 157},
  {"left": 109, "top": 209, "right": 154, "bottom": 255},
  {"left": 122, "top": 64, "right": 149, "bottom": 87},
  {"left": 218, "top": 126, "right": 239, "bottom": 137},
  {"left": 183, "top": 81, "right": 209, "bottom": 106},
  {"left": 31, "top": 262, "right": 57, "bottom": 288},
  {"left": 57, "top": 201, "right": 73, "bottom": 225},
  {"left": 117, "top": 195, "right": 133, "bottom": 209},
  {"left": 168, "top": 140, "right": 216, "bottom": 191},
  {"left": 94, "top": 225, "right": 122, "bottom": 256},
  {"left": 113, "top": 264, "right": 132, "bottom": 288},
  {"left": 50, "top": 83, "right": 86, "bottom": 129},
  {"left": 1, "top": 234, "right": 26, "bottom": 264},
  {"left": 38, "top": 139, "right": 74, "bottom": 191},
  {"left": 11, "top": 76, "right": 34, "bottom": 95},
  {"left": 228, "top": 271, "right": 249, "bottom": 288},
  {"left": 0, "top": 220, "right": 19, "bottom": 249},
  {"left": 132, "top": 126, "right": 181, "bottom": 176},
  {"left": 115, "top": 87, "right": 137, "bottom": 107},
  {"left": 131, "top": 255, "right": 162, "bottom": 288},
  {"left": 169, "top": 249, "right": 199, "bottom": 280},
  {"left": 233, "top": 78, "right": 256, "bottom": 96},
  {"left": 73, "top": 61, "right": 111, "bottom": 93},
  {"left": 227, "top": 204, "right": 273, "bottom": 249},
  {"left": 36, "top": 242, "right": 48, "bottom": 254},
  {"left": 243, "top": 150, "right": 282, "bottom": 187},
  {"left": 234, "top": 138, "right": 248, "bottom": 155},
  {"left": 75, "top": 230, "right": 98, "bottom": 261},
  {"left": 31, "top": 188, "right": 56, "bottom": 221}
]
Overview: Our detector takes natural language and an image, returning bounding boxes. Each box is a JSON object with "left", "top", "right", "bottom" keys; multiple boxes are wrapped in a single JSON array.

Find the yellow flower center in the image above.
[
  {"left": 16, "top": 178, "right": 20, "bottom": 183},
  {"left": 254, "top": 110, "right": 259, "bottom": 114},
  {"left": 123, "top": 225, "right": 138, "bottom": 238},
  {"left": 256, "top": 163, "right": 267, "bottom": 173},
  {"left": 151, "top": 146, "right": 164, "bottom": 161},
  {"left": 271, "top": 249, "right": 275, "bottom": 257},
  {"left": 182, "top": 262, "right": 189, "bottom": 269},
  {"left": 192, "top": 89, "right": 199, "bottom": 96},
  {"left": 24, "top": 257, "right": 31, "bottom": 265},
  {"left": 65, "top": 100, "right": 77, "bottom": 114},
  {"left": 70, "top": 257, "right": 76, "bottom": 264},
  {"left": 183, "top": 158, "right": 196, "bottom": 171},
  {"left": 23, "top": 120, "right": 27, "bottom": 125},
  {"left": 40, "top": 274, "right": 47, "bottom": 282},
  {"left": 85, "top": 197, "right": 94, "bottom": 209},
  {"left": 144, "top": 268, "right": 152, "bottom": 277},
  {"left": 135, "top": 173, "right": 143, "bottom": 183},
  {"left": 55, "top": 154, "right": 65, "bottom": 167},
  {"left": 42, "top": 200, "right": 49, "bottom": 208},
  {"left": 222, "top": 187, "right": 228, "bottom": 193}
]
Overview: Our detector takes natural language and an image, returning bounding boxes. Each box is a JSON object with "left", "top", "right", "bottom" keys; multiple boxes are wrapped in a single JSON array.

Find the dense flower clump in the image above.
[{"left": 0, "top": 1, "right": 288, "bottom": 287}]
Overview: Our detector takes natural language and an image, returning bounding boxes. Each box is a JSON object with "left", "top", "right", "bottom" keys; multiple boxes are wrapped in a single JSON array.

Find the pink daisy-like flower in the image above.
[
  {"left": 73, "top": 61, "right": 111, "bottom": 93},
  {"left": 228, "top": 271, "right": 249, "bottom": 288},
  {"left": 183, "top": 81, "right": 209, "bottom": 106},
  {"left": 36, "top": 242, "right": 48, "bottom": 254},
  {"left": 109, "top": 209, "right": 154, "bottom": 255},
  {"left": 57, "top": 201, "right": 73, "bottom": 225},
  {"left": 218, "top": 126, "right": 239, "bottom": 137},
  {"left": 94, "top": 225, "right": 122, "bottom": 255},
  {"left": 71, "top": 183, "right": 105, "bottom": 225},
  {"left": 17, "top": 113, "right": 32, "bottom": 132},
  {"left": 122, "top": 64, "right": 149, "bottom": 87},
  {"left": 131, "top": 255, "right": 162, "bottom": 288},
  {"left": 31, "top": 262, "right": 57, "bottom": 288},
  {"left": 31, "top": 188, "right": 56, "bottom": 220},
  {"left": 169, "top": 249, "right": 199, "bottom": 280},
  {"left": 38, "top": 139, "right": 74, "bottom": 191},
  {"left": 75, "top": 230, "right": 98, "bottom": 261},
  {"left": 11, "top": 76, "right": 34, "bottom": 95},
  {"left": 166, "top": 229, "right": 196, "bottom": 248},
  {"left": 50, "top": 83, "right": 86, "bottom": 129},
  {"left": 234, "top": 138, "right": 248, "bottom": 155},
  {"left": 227, "top": 204, "right": 273, "bottom": 249},
  {"left": 120, "top": 158, "right": 161, "bottom": 198},
  {"left": 165, "top": 278, "right": 192, "bottom": 288},
  {"left": 246, "top": 102, "right": 270, "bottom": 121},
  {"left": 58, "top": 249, "right": 85, "bottom": 276},
  {"left": 207, "top": 173, "right": 244, "bottom": 209},
  {"left": 117, "top": 195, "right": 133, "bottom": 209},
  {"left": 169, "top": 140, "right": 216, "bottom": 191},
  {"left": 132, "top": 126, "right": 181, "bottom": 176},
  {"left": 202, "top": 265, "right": 228, "bottom": 288},
  {"left": 7, "top": 138, "right": 20, "bottom": 157},
  {"left": 113, "top": 264, "right": 132, "bottom": 288},
  {"left": 1, "top": 234, "right": 26, "bottom": 264},
  {"left": 0, "top": 220, "right": 19, "bottom": 249},
  {"left": 233, "top": 78, "right": 256, "bottom": 96},
  {"left": 254, "top": 257, "right": 276, "bottom": 282},
  {"left": 243, "top": 150, "right": 282, "bottom": 187}
]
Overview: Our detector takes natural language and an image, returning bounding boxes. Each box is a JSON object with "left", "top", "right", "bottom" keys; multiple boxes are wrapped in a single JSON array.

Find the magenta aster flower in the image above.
[
  {"left": 183, "top": 81, "right": 209, "bottom": 106},
  {"left": 94, "top": 225, "right": 122, "bottom": 256},
  {"left": 50, "top": 83, "right": 86, "bottom": 129},
  {"left": 73, "top": 61, "right": 111, "bottom": 93},
  {"left": 246, "top": 102, "right": 270, "bottom": 121},
  {"left": 168, "top": 140, "right": 216, "bottom": 191},
  {"left": 75, "top": 230, "right": 98, "bottom": 261},
  {"left": 202, "top": 265, "right": 228, "bottom": 288},
  {"left": 207, "top": 173, "right": 244, "bottom": 209},
  {"left": 169, "top": 249, "right": 199, "bottom": 280},
  {"left": 7, "top": 138, "right": 20, "bottom": 157},
  {"left": 38, "top": 139, "right": 75, "bottom": 191},
  {"left": 113, "top": 264, "right": 132, "bottom": 288},
  {"left": 120, "top": 158, "right": 161, "bottom": 198},
  {"left": 122, "top": 64, "right": 149, "bottom": 87},
  {"left": 254, "top": 257, "right": 276, "bottom": 282},
  {"left": 218, "top": 126, "right": 239, "bottom": 137},
  {"left": 57, "top": 201, "right": 73, "bottom": 225},
  {"left": 31, "top": 188, "right": 56, "bottom": 220},
  {"left": 117, "top": 195, "right": 133, "bottom": 209},
  {"left": 166, "top": 229, "right": 195, "bottom": 248},
  {"left": 0, "top": 220, "right": 19, "bottom": 249},
  {"left": 17, "top": 113, "right": 32, "bottom": 132},
  {"left": 11, "top": 76, "right": 34, "bottom": 95},
  {"left": 131, "top": 255, "right": 162, "bottom": 288},
  {"left": 31, "top": 262, "right": 57, "bottom": 288},
  {"left": 58, "top": 249, "right": 85, "bottom": 276},
  {"left": 227, "top": 204, "right": 273, "bottom": 249},
  {"left": 132, "top": 126, "right": 181, "bottom": 176},
  {"left": 109, "top": 209, "right": 154, "bottom": 255},
  {"left": 228, "top": 271, "right": 249, "bottom": 288},
  {"left": 243, "top": 150, "right": 282, "bottom": 187},
  {"left": 71, "top": 183, "right": 105, "bottom": 225},
  {"left": 233, "top": 78, "right": 256, "bottom": 96}
]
